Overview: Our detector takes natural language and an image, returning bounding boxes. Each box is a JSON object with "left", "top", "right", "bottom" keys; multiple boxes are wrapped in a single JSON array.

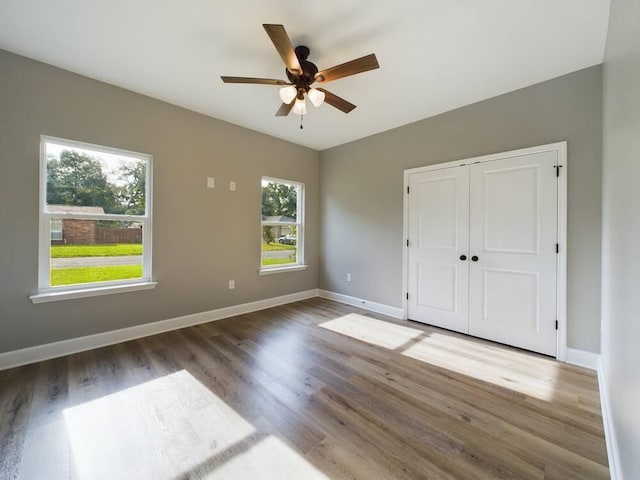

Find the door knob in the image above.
[
  {"left": 471, "top": 255, "right": 479, "bottom": 262},
  {"left": 459, "top": 255, "right": 467, "bottom": 261}
]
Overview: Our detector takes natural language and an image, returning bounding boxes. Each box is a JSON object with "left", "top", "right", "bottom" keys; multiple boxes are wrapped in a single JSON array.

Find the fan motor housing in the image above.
[{"left": 286, "top": 45, "right": 318, "bottom": 89}]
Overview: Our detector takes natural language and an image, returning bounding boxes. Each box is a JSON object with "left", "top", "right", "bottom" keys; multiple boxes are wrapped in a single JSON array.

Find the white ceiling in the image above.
[{"left": 0, "top": 1, "right": 610, "bottom": 151}]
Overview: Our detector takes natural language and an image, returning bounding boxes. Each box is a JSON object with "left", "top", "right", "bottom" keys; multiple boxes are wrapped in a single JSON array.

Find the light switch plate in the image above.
[
  {"left": 207, "top": 177, "right": 215, "bottom": 189},
  {"left": 229, "top": 181, "right": 236, "bottom": 191}
]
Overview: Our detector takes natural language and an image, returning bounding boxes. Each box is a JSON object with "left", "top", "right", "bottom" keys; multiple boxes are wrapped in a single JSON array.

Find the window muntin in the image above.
[
  {"left": 261, "top": 177, "right": 304, "bottom": 270},
  {"left": 39, "top": 136, "right": 152, "bottom": 291}
]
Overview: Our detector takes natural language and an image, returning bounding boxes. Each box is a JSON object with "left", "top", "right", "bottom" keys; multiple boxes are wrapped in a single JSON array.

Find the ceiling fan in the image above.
[{"left": 221, "top": 24, "right": 379, "bottom": 125}]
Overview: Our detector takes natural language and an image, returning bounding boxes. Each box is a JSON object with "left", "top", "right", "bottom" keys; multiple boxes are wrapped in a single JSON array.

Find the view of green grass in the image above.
[
  {"left": 262, "top": 257, "right": 296, "bottom": 266},
  {"left": 261, "top": 243, "right": 295, "bottom": 251},
  {"left": 51, "top": 265, "right": 143, "bottom": 286},
  {"left": 51, "top": 244, "right": 143, "bottom": 258}
]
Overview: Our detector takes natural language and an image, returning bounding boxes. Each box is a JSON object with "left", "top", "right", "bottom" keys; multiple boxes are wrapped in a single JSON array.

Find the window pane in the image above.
[
  {"left": 50, "top": 218, "right": 63, "bottom": 241},
  {"left": 261, "top": 180, "right": 298, "bottom": 222},
  {"left": 45, "top": 142, "right": 146, "bottom": 215},
  {"left": 49, "top": 217, "right": 143, "bottom": 286},
  {"left": 261, "top": 225, "right": 297, "bottom": 267}
]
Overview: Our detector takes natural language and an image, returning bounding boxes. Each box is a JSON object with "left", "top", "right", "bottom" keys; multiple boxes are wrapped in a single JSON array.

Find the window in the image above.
[
  {"left": 261, "top": 177, "right": 305, "bottom": 272},
  {"left": 50, "top": 218, "right": 63, "bottom": 241},
  {"left": 34, "top": 136, "right": 153, "bottom": 300}
]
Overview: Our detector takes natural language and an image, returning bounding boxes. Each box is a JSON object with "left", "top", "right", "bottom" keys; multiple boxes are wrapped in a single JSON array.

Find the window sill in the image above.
[
  {"left": 30, "top": 281, "right": 157, "bottom": 304},
  {"left": 258, "top": 265, "right": 308, "bottom": 276}
]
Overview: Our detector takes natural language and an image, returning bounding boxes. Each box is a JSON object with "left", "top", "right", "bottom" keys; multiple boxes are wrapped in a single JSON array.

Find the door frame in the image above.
[{"left": 402, "top": 142, "right": 568, "bottom": 361}]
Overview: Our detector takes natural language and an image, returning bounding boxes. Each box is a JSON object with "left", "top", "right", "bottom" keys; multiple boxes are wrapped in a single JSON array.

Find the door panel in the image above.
[
  {"left": 468, "top": 152, "right": 558, "bottom": 356},
  {"left": 408, "top": 167, "right": 469, "bottom": 333},
  {"left": 417, "top": 177, "right": 458, "bottom": 249},
  {"left": 483, "top": 164, "right": 539, "bottom": 254},
  {"left": 416, "top": 263, "right": 457, "bottom": 313},
  {"left": 483, "top": 269, "right": 538, "bottom": 329}
]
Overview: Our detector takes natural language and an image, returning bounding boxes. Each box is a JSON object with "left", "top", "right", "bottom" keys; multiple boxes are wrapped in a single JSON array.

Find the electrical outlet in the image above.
[
  {"left": 228, "top": 280, "right": 235, "bottom": 290},
  {"left": 347, "top": 273, "right": 352, "bottom": 282},
  {"left": 207, "top": 177, "right": 215, "bottom": 189},
  {"left": 229, "top": 181, "right": 236, "bottom": 191}
]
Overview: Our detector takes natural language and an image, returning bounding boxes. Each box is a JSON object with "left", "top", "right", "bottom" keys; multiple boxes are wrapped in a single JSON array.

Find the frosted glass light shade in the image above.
[
  {"left": 292, "top": 97, "right": 307, "bottom": 115},
  {"left": 279, "top": 85, "right": 297, "bottom": 104},
  {"left": 307, "top": 88, "right": 325, "bottom": 107}
]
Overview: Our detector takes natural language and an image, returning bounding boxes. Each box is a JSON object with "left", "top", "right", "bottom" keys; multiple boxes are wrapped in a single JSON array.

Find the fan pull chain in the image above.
[{"left": 300, "top": 114, "right": 304, "bottom": 130}]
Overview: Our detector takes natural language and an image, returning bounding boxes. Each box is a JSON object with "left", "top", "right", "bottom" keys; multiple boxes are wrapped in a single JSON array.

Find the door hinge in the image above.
[
  {"left": 406, "top": 239, "right": 409, "bottom": 247},
  {"left": 406, "top": 292, "right": 409, "bottom": 300},
  {"left": 407, "top": 186, "right": 410, "bottom": 194},
  {"left": 556, "top": 243, "right": 559, "bottom": 254},
  {"left": 554, "top": 165, "right": 563, "bottom": 177},
  {"left": 555, "top": 320, "right": 559, "bottom": 330}
]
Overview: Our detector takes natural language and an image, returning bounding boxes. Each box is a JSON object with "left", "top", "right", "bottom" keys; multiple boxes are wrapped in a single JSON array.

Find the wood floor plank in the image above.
[
  {"left": 0, "top": 298, "right": 609, "bottom": 479},
  {"left": 0, "top": 365, "right": 38, "bottom": 480},
  {"left": 348, "top": 355, "right": 607, "bottom": 478},
  {"left": 338, "top": 336, "right": 607, "bottom": 458},
  {"left": 18, "top": 357, "right": 72, "bottom": 479},
  {"left": 307, "top": 375, "right": 456, "bottom": 480}
]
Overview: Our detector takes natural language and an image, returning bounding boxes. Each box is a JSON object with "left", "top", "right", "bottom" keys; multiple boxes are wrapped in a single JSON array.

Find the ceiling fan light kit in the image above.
[
  {"left": 278, "top": 85, "right": 297, "bottom": 104},
  {"left": 292, "top": 97, "right": 307, "bottom": 115},
  {"left": 307, "top": 88, "right": 325, "bottom": 107},
  {"left": 221, "top": 24, "right": 380, "bottom": 128}
]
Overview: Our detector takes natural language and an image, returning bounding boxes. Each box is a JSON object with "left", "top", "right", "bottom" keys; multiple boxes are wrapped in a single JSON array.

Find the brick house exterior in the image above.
[
  {"left": 48, "top": 205, "right": 103, "bottom": 245},
  {"left": 62, "top": 218, "right": 97, "bottom": 244},
  {"left": 48, "top": 205, "right": 143, "bottom": 245}
]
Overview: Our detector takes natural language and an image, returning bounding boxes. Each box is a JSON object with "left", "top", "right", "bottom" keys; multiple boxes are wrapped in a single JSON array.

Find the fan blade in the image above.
[
  {"left": 315, "top": 54, "right": 379, "bottom": 83},
  {"left": 275, "top": 101, "right": 294, "bottom": 117},
  {"left": 317, "top": 88, "right": 356, "bottom": 113},
  {"left": 263, "top": 24, "right": 302, "bottom": 75},
  {"left": 221, "top": 76, "right": 289, "bottom": 85}
]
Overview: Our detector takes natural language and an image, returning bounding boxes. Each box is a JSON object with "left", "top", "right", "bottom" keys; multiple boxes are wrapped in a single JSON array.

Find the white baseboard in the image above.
[
  {"left": 598, "top": 358, "right": 623, "bottom": 480},
  {"left": 565, "top": 347, "right": 600, "bottom": 370},
  {"left": 0, "top": 289, "right": 319, "bottom": 371},
  {"left": 317, "top": 289, "right": 403, "bottom": 319}
]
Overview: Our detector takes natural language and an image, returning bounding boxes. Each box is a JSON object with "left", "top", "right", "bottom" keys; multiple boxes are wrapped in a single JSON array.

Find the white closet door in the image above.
[
  {"left": 407, "top": 166, "right": 469, "bottom": 333},
  {"left": 468, "top": 152, "right": 558, "bottom": 356}
]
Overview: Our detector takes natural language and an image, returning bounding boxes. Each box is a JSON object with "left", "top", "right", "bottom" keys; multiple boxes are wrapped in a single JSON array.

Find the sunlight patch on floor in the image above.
[
  {"left": 63, "top": 370, "right": 327, "bottom": 479},
  {"left": 320, "top": 313, "right": 559, "bottom": 402},
  {"left": 210, "top": 435, "right": 328, "bottom": 479},
  {"left": 401, "top": 340, "right": 559, "bottom": 402},
  {"left": 319, "top": 313, "right": 426, "bottom": 350}
]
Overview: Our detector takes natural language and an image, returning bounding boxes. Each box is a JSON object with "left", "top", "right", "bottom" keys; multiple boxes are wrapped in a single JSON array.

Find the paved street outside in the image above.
[
  {"left": 262, "top": 250, "right": 295, "bottom": 259},
  {"left": 51, "top": 255, "right": 142, "bottom": 268}
]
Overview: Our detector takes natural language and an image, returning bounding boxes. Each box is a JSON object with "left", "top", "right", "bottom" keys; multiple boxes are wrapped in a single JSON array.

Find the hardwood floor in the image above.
[{"left": 0, "top": 298, "right": 608, "bottom": 479}]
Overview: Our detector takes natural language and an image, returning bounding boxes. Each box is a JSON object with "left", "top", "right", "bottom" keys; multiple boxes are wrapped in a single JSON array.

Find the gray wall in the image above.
[
  {"left": 320, "top": 66, "right": 603, "bottom": 354},
  {"left": 0, "top": 49, "right": 320, "bottom": 353},
  {"left": 601, "top": 0, "right": 640, "bottom": 477}
]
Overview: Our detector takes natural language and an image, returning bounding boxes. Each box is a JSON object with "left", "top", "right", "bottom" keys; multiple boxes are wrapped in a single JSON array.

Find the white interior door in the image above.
[
  {"left": 407, "top": 166, "right": 469, "bottom": 333},
  {"left": 467, "top": 152, "right": 558, "bottom": 356}
]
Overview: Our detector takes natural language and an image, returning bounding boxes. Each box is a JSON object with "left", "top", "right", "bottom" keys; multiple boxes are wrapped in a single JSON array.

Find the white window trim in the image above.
[
  {"left": 32, "top": 135, "right": 154, "bottom": 303},
  {"left": 260, "top": 176, "right": 306, "bottom": 274},
  {"left": 30, "top": 282, "right": 157, "bottom": 304},
  {"left": 258, "top": 265, "right": 308, "bottom": 275}
]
